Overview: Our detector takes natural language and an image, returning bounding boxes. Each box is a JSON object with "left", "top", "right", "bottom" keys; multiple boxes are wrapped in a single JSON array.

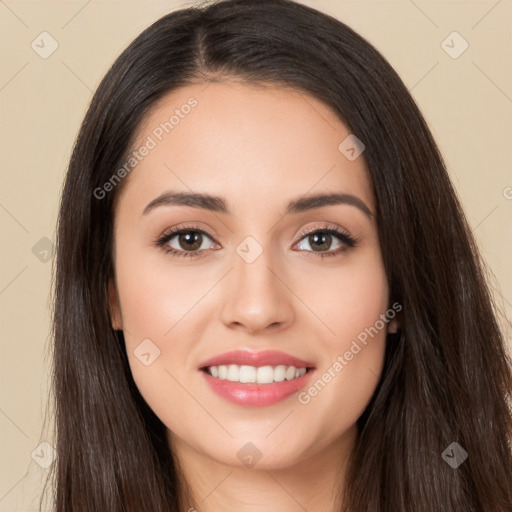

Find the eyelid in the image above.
[{"left": 296, "top": 222, "right": 347, "bottom": 239}]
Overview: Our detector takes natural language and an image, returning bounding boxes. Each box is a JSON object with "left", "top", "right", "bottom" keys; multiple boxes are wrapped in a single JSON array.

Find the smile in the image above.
[{"left": 203, "top": 364, "right": 308, "bottom": 383}]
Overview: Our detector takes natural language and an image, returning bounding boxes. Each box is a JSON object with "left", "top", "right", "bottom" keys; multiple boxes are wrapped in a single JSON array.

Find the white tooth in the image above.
[
  {"left": 227, "top": 364, "right": 240, "bottom": 382},
  {"left": 210, "top": 364, "right": 307, "bottom": 383},
  {"left": 274, "top": 365, "right": 287, "bottom": 382},
  {"left": 218, "top": 365, "right": 228, "bottom": 379},
  {"left": 256, "top": 365, "right": 274, "bottom": 384},
  {"left": 239, "top": 365, "right": 257, "bottom": 383},
  {"left": 285, "top": 366, "right": 296, "bottom": 380}
]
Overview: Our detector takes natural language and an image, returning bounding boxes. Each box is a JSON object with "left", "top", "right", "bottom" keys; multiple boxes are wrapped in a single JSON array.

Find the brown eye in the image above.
[
  {"left": 156, "top": 226, "right": 217, "bottom": 258},
  {"left": 175, "top": 231, "right": 204, "bottom": 251},
  {"left": 294, "top": 226, "right": 357, "bottom": 258}
]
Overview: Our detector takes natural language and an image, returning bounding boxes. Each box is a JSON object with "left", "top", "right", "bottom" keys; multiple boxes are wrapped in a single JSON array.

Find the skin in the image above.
[{"left": 108, "top": 81, "right": 399, "bottom": 512}]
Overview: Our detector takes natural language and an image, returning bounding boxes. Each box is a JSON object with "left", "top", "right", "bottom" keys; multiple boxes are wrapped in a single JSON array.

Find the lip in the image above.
[
  {"left": 198, "top": 349, "right": 315, "bottom": 369},
  {"left": 200, "top": 367, "right": 317, "bottom": 407},
  {"left": 198, "top": 349, "right": 316, "bottom": 407}
]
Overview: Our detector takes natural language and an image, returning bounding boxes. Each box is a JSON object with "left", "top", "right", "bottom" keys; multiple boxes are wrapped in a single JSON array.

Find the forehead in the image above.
[{"left": 116, "top": 81, "right": 374, "bottom": 218}]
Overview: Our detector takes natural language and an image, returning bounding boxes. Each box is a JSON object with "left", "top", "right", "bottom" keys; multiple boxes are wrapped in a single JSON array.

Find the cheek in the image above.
[
  {"left": 114, "top": 244, "right": 208, "bottom": 339},
  {"left": 112, "top": 242, "right": 224, "bottom": 417},
  {"left": 301, "top": 247, "right": 390, "bottom": 345},
  {"left": 294, "top": 248, "right": 389, "bottom": 422}
]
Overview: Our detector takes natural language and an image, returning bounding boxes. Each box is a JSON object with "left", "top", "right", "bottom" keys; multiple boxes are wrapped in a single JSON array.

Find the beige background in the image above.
[{"left": 1, "top": 0, "right": 511, "bottom": 510}]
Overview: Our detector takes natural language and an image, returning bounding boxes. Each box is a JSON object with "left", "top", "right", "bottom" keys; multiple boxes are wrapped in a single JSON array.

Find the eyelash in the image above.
[{"left": 154, "top": 223, "right": 358, "bottom": 260}]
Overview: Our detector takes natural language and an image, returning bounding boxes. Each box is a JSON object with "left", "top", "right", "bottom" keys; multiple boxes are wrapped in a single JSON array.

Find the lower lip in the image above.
[{"left": 200, "top": 368, "right": 316, "bottom": 407}]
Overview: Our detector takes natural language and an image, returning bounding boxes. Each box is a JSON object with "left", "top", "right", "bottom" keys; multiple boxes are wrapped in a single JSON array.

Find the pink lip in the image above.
[
  {"left": 198, "top": 350, "right": 316, "bottom": 407},
  {"left": 198, "top": 349, "right": 315, "bottom": 369},
  {"left": 200, "top": 368, "right": 317, "bottom": 407}
]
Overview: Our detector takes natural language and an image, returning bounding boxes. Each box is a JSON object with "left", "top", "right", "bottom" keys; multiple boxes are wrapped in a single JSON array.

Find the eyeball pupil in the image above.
[
  {"left": 180, "top": 232, "right": 201, "bottom": 250},
  {"left": 311, "top": 233, "right": 330, "bottom": 251}
]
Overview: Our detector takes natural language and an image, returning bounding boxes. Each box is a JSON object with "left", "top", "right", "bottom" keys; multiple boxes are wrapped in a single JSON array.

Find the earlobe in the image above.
[
  {"left": 108, "top": 279, "right": 123, "bottom": 331},
  {"left": 387, "top": 315, "right": 401, "bottom": 334},
  {"left": 388, "top": 318, "right": 400, "bottom": 334}
]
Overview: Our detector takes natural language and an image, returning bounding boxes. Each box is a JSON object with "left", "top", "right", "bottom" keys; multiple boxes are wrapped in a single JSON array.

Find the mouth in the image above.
[
  {"left": 200, "top": 364, "right": 313, "bottom": 384},
  {"left": 197, "top": 350, "right": 316, "bottom": 407}
]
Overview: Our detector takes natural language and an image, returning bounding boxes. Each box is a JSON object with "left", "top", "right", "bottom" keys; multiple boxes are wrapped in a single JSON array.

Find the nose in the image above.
[{"left": 220, "top": 245, "right": 294, "bottom": 334}]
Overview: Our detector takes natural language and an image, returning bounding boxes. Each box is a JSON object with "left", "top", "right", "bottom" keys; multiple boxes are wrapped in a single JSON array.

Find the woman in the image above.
[{"left": 45, "top": 0, "right": 512, "bottom": 510}]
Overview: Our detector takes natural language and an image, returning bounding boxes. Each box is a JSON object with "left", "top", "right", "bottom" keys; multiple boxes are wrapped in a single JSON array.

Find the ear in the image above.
[
  {"left": 108, "top": 278, "right": 123, "bottom": 331},
  {"left": 387, "top": 313, "right": 401, "bottom": 334}
]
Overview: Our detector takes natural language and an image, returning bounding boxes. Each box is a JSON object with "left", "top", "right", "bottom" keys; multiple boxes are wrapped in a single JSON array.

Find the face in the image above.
[{"left": 108, "top": 81, "right": 399, "bottom": 470}]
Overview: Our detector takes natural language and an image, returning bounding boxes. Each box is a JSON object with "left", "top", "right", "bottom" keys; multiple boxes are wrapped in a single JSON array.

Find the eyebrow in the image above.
[{"left": 142, "top": 190, "right": 373, "bottom": 218}]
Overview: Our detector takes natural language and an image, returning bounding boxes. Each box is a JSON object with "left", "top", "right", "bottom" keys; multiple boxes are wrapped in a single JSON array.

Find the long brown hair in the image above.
[{"left": 44, "top": 0, "right": 512, "bottom": 510}]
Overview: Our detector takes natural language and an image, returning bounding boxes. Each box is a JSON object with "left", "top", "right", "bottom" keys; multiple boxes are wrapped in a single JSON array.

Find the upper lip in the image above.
[{"left": 199, "top": 350, "right": 315, "bottom": 369}]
